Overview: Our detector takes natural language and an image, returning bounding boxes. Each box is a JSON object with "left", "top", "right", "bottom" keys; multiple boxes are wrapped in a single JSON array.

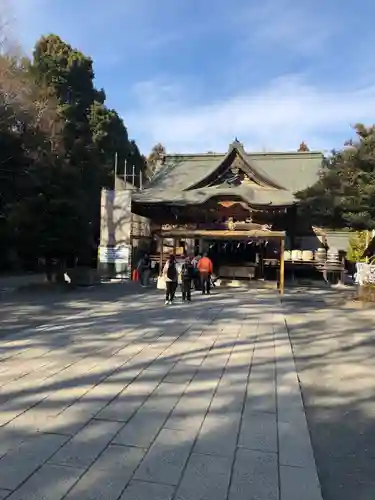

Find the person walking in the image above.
[
  {"left": 191, "top": 254, "right": 201, "bottom": 290},
  {"left": 197, "top": 253, "right": 213, "bottom": 295},
  {"left": 181, "top": 256, "right": 194, "bottom": 302},
  {"left": 162, "top": 255, "right": 178, "bottom": 304},
  {"left": 138, "top": 253, "right": 151, "bottom": 287}
]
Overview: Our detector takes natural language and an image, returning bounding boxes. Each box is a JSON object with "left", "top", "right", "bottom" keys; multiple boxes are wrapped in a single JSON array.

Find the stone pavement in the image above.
[
  {"left": 0, "top": 289, "right": 322, "bottom": 500},
  {"left": 284, "top": 290, "right": 375, "bottom": 500}
]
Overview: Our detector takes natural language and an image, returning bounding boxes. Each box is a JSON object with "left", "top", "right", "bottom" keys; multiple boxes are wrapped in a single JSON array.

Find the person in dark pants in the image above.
[
  {"left": 162, "top": 255, "right": 178, "bottom": 304},
  {"left": 138, "top": 253, "right": 151, "bottom": 287},
  {"left": 181, "top": 257, "right": 194, "bottom": 302},
  {"left": 200, "top": 272, "right": 210, "bottom": 294},
  {"left": 197, "top": 253, "right": 213, "bottom": 295}
]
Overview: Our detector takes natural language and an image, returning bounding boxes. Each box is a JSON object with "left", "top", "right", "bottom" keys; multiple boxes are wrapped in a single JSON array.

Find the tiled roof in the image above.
[{"left": 133, "top": 145, "right": 323, "bottom": 207}]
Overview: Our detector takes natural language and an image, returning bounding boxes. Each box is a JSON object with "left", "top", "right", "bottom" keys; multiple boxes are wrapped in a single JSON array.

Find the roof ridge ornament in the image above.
[{"left": 229, "top": 137, "right": 245, "bottom": 152}]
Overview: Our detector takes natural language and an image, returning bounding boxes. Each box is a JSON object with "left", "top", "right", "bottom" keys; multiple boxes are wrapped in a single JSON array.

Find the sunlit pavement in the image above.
[{"left": 0, "top": 288, "right": 322, "bottom": 500}]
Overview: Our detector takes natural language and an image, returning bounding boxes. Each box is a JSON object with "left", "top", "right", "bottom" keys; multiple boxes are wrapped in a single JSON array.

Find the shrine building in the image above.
[{"left": 129, "top": 139, "right": 335, "bottom": 292}]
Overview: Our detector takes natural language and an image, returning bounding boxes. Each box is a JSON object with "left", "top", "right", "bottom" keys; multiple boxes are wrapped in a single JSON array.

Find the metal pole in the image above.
[
  {"left": 279, "top": 237, "right": 285, "bottom": 295},
  {"left": 140, "top": 170, "right": 143, "bottom": 190},
  {"left": 124, "top": 159, "right": 127, "bottom": 183},
  {"left": 132, "top": 165, "right": 135, "bottom": 186},
  {"left": 159, "top": 237, "right": 164, "bottom": 275},
  {"left": 114, "top": 152, "right": 118, "bottom": 190}
]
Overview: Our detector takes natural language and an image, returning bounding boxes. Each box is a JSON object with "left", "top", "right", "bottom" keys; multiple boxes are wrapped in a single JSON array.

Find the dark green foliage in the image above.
[
  {"left": 0, "top": 34, "right": 144, "bottom": 272},
  {"left": 296, "top": 125, "right": 375, "bottom": 230}
]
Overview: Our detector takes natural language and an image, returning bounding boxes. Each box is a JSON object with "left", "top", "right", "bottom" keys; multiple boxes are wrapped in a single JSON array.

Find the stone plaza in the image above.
[{"left": 0, "top": 288, "right": 322, "bottom": 500}]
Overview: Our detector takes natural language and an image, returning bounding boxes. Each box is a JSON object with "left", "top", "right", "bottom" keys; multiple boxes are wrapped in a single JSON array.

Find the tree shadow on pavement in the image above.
[
  {"left": 283, "top": 289, "right": 375, "bottom": 500},
  {"left": 1, "top": 286, "right": 374, "bottom": 499},
  {"left": 0, "top": 288, "right": 281, "bottom": 499}
]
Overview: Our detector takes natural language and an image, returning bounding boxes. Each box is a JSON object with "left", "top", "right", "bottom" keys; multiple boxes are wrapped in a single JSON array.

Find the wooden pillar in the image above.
[
  {"left": 159, "top": 237, "right": 164, "bottom": 275},
  {"left": 279, "top": 237, "right": 285, "bottom": 295}
]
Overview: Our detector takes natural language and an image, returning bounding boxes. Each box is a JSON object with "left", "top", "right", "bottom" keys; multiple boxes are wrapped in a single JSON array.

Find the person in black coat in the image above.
[{"left": 181, "top": 256, "right": 194, "bottom": 302}]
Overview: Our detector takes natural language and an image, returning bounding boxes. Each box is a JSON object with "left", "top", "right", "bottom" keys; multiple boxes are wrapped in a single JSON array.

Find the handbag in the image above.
[{"left": 157, "top": 275, "right": 166, "bottom": 290}]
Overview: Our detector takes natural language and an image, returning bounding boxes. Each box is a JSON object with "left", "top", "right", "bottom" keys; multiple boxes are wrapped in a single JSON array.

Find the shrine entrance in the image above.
[{"left": 156, "top": 227, "right": 286, "bottom": 295}]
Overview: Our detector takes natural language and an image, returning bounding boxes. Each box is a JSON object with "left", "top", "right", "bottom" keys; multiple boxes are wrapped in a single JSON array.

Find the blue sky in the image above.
[{"left": 9, "top": 0, "right": 375, "bottom": 154}]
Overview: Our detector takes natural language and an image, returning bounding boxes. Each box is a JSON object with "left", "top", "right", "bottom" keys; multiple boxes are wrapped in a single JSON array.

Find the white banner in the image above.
[{"left": 98, "top": 246, "right": 130, "bottom": 264}]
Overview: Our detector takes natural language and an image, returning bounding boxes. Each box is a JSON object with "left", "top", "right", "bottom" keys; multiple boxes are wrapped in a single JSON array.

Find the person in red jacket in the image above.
[{"left": 197, "top": 253, "right": 213, "bottom": 295}]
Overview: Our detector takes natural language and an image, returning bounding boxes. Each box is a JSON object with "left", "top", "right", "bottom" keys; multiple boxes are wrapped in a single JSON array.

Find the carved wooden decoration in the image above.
[{"left": 212, "top": 154, "right": 257, "bottom": 187}]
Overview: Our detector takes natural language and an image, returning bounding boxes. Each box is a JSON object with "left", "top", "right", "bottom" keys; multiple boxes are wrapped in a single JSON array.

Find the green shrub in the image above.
[{"left": 347, "top": 231, "right": 369, "bottom": 262}]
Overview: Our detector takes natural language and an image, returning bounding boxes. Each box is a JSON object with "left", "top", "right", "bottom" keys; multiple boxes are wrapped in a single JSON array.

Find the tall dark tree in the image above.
[
  {"left": 31, "top": 35, "right": 100, "bottom": 262},
  {"left": 297, "top": 124, "right": 375, "bottom": 230},
  {"left": 89, "top": 100, "right": 130, "bottom": 187},
  {"left": 0, "top": 52, "right": 63, "bottom": 270},
  {"left": 0, "top": 33, "right": 145, "bottom": 273}
]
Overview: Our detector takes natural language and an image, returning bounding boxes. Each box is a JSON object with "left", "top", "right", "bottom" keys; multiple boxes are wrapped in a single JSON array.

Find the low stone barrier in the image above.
[
  {"left": 357, "top": 284, "right": 375, "bottom": 303},
  {"left": 355, "top": 262, "right": 375, "bottom": 303}
]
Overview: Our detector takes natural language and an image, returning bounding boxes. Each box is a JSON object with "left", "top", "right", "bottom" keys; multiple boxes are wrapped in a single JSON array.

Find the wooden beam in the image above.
[
  {"left": 279, "top": 237, "right": 285, "bottom": 296},
  {"left": 158, "top": 229, "right": 286, "bottom": 239}
]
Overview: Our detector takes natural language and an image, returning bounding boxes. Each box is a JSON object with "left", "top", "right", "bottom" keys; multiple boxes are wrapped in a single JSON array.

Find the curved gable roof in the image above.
[
  {"left": 188, "top": 145, "right": 285, "bottom": 191},
  {"left": 135, "top": 142, "right": 323, "bottom": 207}
]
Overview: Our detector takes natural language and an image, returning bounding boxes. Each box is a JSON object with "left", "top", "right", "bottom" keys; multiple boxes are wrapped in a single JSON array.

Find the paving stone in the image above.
[
  {"left": 0, "top": 290, "right": 323, "bottom": 500},
  {"left": 276, "top": 375, "right": 305, "bottom": 423},
  {"left": 278, "top": 418, "right": 316, "bottom": 467},
  {"left": 49, "top": 419, "right": 122, "bottom": 469},
  {"left": 228, "top": 448, "right": 278, "bottom": 500},
  {"left": 245, "top": 378, "right": 276, "bottom": 414},
  {"left": 239, "top": 411, "right": 277, "bottom": 453},
  {"left": 175, "top": 453, "right": 232, "bottom": 500},
  {"left": 164, "top": 378, "right": 217, "bottom": 431},
  {"left": 280, "top": 465, "right": 323, "bottom": 500},
  {"left": 64, "top": 445, "right": 145, "bottom": 500},
  {"left": 6, "top": 464, "right": 83, "bottom": 500},
  {"left": 114, "top": 383, "right": 186, "bottom": 448},
  {"left": 50, "top": 369, "right": 145, "bottom": 431},
  {"left": 163, "top": 361, "right": 199, "bottom": 384},
  {"left": 0, "top": 433, "right": 69, "bottom": 490},
  {"left": 95, "top": 379, "right": 160, "bottom": 422},
  {"left": 209, "top": 381, "right": 245, "bottom": 414},
  {"left": 134, "top": 428, "right": 194, "bottom": 486},
  {"left": 4, "top": 397, "right": 89, "bottom": 436},
  {"left": 43, "top": 401, "right": 105, "bottom": 435},
  {"left": 120, "top": 480, "right": 175, "bottom": 500},
  {"left": 209, "top": 346, "right": 251, "bottom": 416},
  {"left": 0, "top": 426, "right": 27, "bottom": 459},
  {"left": 194, "top": 413, "right": 241, "bottom": 458}
]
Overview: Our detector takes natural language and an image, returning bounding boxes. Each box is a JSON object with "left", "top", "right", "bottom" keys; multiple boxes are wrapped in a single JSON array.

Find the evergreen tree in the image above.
[{"left": 297, "top": 125, "right": 375, "bottom": 230}]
